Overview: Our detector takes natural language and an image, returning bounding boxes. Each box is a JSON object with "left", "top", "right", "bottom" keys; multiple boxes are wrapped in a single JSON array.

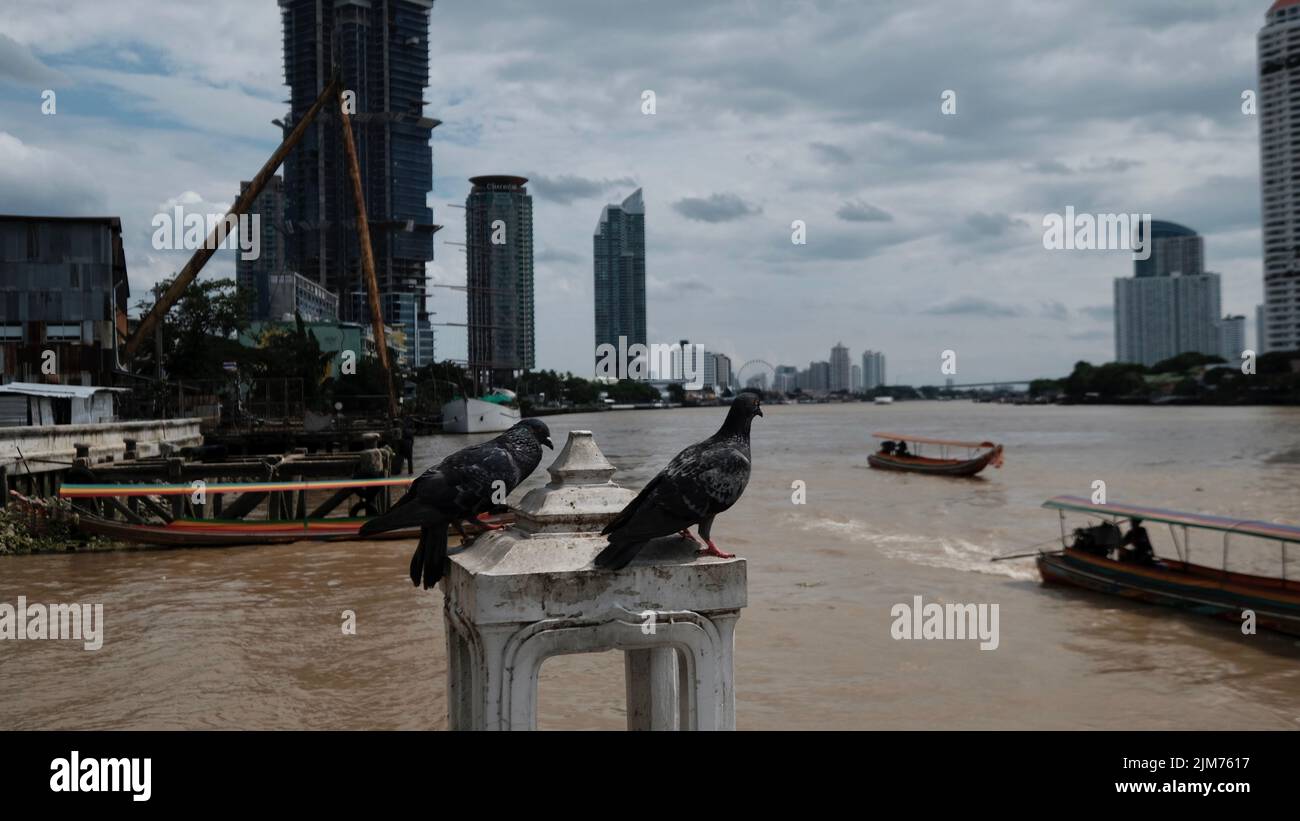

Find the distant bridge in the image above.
[{"left": 935, "top": 380, "right": 1035, "bottom": 389}]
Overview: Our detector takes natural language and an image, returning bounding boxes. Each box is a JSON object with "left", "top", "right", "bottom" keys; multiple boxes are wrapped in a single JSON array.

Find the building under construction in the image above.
[{"left": 277, "top": 0, "right": 440, "bottom": 367}]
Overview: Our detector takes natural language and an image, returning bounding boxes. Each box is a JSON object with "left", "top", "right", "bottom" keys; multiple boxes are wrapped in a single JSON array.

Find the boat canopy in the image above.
[
  {"left": 1042, "top": 495, "right": 1300, "bottom": 544},
  {"left": 872, "top": 432, "right": 997, "bottom": 449},
  {"left": 59, "top": 477, "right": 414, "bottom": 498}
]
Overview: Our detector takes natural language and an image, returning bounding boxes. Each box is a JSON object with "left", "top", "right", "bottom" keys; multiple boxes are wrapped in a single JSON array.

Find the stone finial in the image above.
[
  {"left": 514, "top": 430, "right": 636, "bottom": 534},
  {"left": 546, "top": 430, "right": 615, "bottom": 486}
]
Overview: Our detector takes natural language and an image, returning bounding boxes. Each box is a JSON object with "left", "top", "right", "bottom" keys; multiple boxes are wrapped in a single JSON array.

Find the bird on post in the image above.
[
  {"left": 594, "top": 392, "right": 762, "bottom": 570},
  {"left": 359, "top": 418, "right": 553, "bottom": 588}
]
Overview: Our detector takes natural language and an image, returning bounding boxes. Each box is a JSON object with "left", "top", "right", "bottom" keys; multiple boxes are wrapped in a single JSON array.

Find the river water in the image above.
[{"left": 2, "top": 403, "right": 1299, "bottom": 730}]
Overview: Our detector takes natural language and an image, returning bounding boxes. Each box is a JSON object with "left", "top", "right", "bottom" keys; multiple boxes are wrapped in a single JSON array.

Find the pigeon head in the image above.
[
  {"left": 515, "top": 418, "right": 554, "bottom": 448},
  {"left": 721, "top": 391, "right": 763, "bottom": 433}
]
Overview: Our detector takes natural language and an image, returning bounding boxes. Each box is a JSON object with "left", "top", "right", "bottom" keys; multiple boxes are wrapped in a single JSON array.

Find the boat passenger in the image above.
[
  {"left": 880, "top": 441, "right": 897, "bottom": 455},
  {"left": 1118, "top": 518, "right": 1155, "bottom": 564},
  {"left": 895, "top": 441, "right": 910, "bottom": 457}
]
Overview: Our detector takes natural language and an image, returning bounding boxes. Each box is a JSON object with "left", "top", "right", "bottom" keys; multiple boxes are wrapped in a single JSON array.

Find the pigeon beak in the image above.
[
  {"left": 543, "top": 436, "right": 554, "bottom": 449},
  {"left": 756, "top": 407, "right": 764, "bottom": 418}
]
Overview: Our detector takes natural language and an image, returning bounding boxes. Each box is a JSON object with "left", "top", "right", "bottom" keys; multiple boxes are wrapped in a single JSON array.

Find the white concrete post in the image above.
[{"left": 440, "top": 430, "right": 747, "bottom": 731}]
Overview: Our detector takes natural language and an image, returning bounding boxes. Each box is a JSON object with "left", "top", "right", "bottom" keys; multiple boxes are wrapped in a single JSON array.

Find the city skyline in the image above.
[{"left": 0, "top": 0, "right": 1275, "bottom": 386}]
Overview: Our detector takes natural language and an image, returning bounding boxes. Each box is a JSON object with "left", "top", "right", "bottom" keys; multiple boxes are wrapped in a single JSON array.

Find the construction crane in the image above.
[{"left": 122, "top": 72, "right": 400, "bottom": 420}]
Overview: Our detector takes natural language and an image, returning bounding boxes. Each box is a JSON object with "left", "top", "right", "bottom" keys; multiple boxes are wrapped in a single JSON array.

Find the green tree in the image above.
[{"left": 132, "top": 277, "right": 252, "bottom": 381}]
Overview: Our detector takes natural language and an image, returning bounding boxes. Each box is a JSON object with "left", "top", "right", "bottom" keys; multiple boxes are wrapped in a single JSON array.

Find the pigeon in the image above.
[
  {"left": 359, "top": 418, "right": 553, "bottom": 588},
  {"left": 594, "top": 392, "right": 762, "bottom": 570}
]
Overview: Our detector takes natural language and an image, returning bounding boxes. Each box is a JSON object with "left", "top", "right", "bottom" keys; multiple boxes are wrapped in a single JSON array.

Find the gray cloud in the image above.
[
  {"left": 809, "top": 141, "right": 852, "bottom": 165},
  {"left": 1079, "top": 304, "right": 1113, "bottom": 322},
  {"left": 672, "top": 193, "right": 762, "bottom": 223},
  {"left": 836, "top": 199, "right": 892, "bottom": 223},
  {"left": 528, "top": 174, "right": 637, "bottom": 204},
  {"left": 922, "top": 297, "right": 1023, "bottom": 318},
  {"left": 536, "top": 247, "right": 583, "bottom": 264},
  {"left": 0, "top": 34, "right": 66, "bottom": 86},
  {"left": 1039, "top": 300, "right": 1069, "bottom": 321}
]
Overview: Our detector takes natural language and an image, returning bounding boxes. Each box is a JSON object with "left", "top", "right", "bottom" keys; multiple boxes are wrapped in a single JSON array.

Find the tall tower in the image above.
[
  {"left": 465, "top": 175, "right": 535, "bottom": 387},
  {"left": 830, "top": 342, "right": 850, "bottom": 392},
  {"left": 1259, "top": 0, "right": 1300, "bottom": 352},
  {"left": 593, "top": 189, "right": 647, "bottom": 371},
  {"left": 278, "top": 0, "right": 440, "bottom": 365}
]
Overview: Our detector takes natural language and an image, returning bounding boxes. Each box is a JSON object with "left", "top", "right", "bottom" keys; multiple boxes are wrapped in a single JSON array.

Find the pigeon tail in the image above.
[
  {"left": 410, "top": 524, "right": 450, "bottom": 588},
  {"left": 359, "top": 496, "right": 428, "bottom": 536},
  {"left": 593, "top": 536, "right": 647, "bottom": 571}
]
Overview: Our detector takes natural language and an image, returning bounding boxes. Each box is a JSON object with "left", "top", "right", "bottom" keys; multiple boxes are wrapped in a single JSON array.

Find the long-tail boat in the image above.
[
  {"left": 1038, "top": 495, "right": 1300, "bottom": 636},
  {"left": 49, "top": 478, "right": 507, "bottom": 549},
  {"left": 867, "top": 433, "right": 1003, "bottom": 477}
]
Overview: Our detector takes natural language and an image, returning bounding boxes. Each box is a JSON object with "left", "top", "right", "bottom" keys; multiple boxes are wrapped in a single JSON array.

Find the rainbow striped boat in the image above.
[{"left": 52, "top": 478, "right": 506, "bottom": 548}]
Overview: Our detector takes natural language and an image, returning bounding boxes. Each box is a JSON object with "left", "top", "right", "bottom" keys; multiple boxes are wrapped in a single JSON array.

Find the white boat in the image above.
[
  {"left": 873, "top": 396, "right": 895, "bottom": 405},
  {"left": 440, "top": 389, "right": 521, "bottom": 434}
]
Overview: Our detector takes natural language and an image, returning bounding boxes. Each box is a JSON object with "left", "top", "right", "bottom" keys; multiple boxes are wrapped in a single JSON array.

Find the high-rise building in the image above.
[
  {"left": 862, "top": 350, "right": 886, "bottom": 389},
  {"left": 350, "top": 290, "right": 435, "bottom": 367},
  {"left": 1114, "top": 221, "right": 1222, "bottom": 366},
  {"left": 465, "top": 175, "right": 534, "bottom": 385},
  {"left": 236, "top": 175, "right": 288, "bottom": 321},
  {"left": 1259, "top": 1, "right": 1300, "bottom": 352},
  {"left": 1135, "top": 220, "right": 1204, "bottom": 278},
  {"left": 851, "top": 364, "right": 862, "bottom": 392},
  {"left": 775, "top": 365, "right": 798, "bottom": 393},
  {"left": 278, "top": 0, "right": 440, "bottom": 363},
  {"left": 1115, "top": 274, "right": 1223, "bottom": 366},
  {"left": 703, "top": 351, "right": 732, "bottom": 391},
  {"left": 593, "top": 189, "right": 646, "bottom": 369},
  {"left": 808, "top": 360, "right": 830, "bottom": 392},
  {"left": 830, "top": 342, "right": 851, "bottom": 392},
  {"left": 1219, "top": 314, "right": 1247, "bottom": 361}
]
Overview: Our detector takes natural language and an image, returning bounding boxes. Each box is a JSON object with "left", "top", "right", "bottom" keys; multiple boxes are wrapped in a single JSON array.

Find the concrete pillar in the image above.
[{"left": 440, "top": 430, "right": 747, "bottom": 732}]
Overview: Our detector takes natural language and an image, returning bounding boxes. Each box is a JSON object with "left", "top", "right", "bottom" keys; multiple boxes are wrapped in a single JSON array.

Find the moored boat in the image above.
[
  {"left": 52, "top": 478, "right": 510, "bottom": 549},
  {"left": 1037, "top": 495, "right": 1300, "bottom": 636},
  {"left": 441, "top": 389, "right": 522, "bottom": 434},
  {"left": 867, "top": 432, "right": 1003, "bottom": 477}
]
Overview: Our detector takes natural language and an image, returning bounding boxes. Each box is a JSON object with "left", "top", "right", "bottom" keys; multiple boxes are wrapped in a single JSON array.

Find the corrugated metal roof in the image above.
[{"left": 0, "top": 382, "right": 127, "bottom": 399}]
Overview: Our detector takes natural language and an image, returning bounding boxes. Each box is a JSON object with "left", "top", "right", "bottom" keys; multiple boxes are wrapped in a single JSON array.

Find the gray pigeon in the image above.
[
  {"left": 594, "top": 393, "right": 761, "bottom": 570},
  {"left": 359, "top": 418, "right": 553, "bottom": 588}
]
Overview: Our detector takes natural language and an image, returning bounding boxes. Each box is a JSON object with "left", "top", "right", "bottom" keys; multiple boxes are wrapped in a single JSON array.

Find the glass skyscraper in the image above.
[
  {"left": 593, "top": 189, "right": 646, "bottom": 370},
  {"left": 465, "top": 175, "right": 534, "bottom": 386}
]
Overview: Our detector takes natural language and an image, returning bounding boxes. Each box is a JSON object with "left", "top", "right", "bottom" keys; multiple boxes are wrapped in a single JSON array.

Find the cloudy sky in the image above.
[{"left": 0, "top": 0, "right": 1270, "bottom": 385}]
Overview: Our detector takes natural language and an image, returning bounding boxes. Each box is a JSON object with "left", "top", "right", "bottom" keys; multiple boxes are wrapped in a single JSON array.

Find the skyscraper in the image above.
[
  {"left": 1219, "top": 314, "right": 1247, "bottom": 361},
  {"left": 1259, "top": 0, "right": 1300, "bottom": 352},
  {"left": 593, "top": 189, "right": 646, "bottom": 370},
  {"left": 1134, "top": 220, "right": 1204, "bottom": 278},
  {"left": 278, "top": 0, "right": 440, "bottom": 364},
  {"left": 862, "top": 350, "right": 886, "bottom": 389},
  {"left": 830, "top": 342, "right": 851, "bottom": 392},
  {"left": 465, "top": 175, "right": 534, "bottom": 386},
  {"left": 1114, "top": 221, "right": 1222, "bottom": 366},
  {"left": 235, "top": 175, "right": 287, "bottom": 321}
]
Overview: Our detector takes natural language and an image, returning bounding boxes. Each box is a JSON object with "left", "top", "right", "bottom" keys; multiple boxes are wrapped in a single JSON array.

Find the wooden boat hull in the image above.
[
  {"left": 868, "top": 445, "right": 1001, "bottom": 478},
  {"left": 1037, "top": 548, "right": 1300, "bottom": 637},
  {"left": 72, "top": 513, "right": 510, "bottom": 549}
]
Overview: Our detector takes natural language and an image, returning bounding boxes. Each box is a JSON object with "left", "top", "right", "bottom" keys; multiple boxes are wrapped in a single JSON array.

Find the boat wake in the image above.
[{"left": 796, "top": 516, "right": 1037, "bottom": 581}]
